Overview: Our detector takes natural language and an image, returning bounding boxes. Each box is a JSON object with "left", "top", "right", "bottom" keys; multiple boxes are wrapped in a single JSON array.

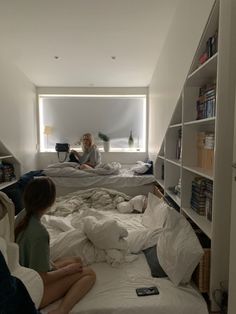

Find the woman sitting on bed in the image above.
[
  {"left": 69, "top": 132, "right": 101, "bottom": 169},
  {"left": 15, "top": 177, "right": 96, "bottom": 314}
]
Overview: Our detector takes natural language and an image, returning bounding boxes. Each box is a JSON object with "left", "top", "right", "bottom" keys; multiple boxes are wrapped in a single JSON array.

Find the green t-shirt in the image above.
[{"left": 15, "top": 211, "right": 50, "bottom": 272}]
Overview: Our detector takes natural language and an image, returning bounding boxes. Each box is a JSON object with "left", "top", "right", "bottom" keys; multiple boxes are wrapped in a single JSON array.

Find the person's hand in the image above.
[{"left": 63, "top": 263, "right": 83, "bottom": 275}]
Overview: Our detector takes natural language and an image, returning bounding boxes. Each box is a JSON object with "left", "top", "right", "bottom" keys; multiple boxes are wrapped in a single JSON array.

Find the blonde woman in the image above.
[{"left": 69, "top": 133, "right": 101, "bottom": 169}]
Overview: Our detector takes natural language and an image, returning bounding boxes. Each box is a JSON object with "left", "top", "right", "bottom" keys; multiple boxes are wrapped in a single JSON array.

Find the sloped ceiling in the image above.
[{"left": 0, "top": 0, "right": 179, "bottom": 87}]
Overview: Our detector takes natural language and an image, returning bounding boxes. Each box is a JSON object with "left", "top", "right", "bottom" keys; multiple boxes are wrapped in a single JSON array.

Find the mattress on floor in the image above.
[{"left": 42, "top": 253, "right": 208, "bottom": 314}]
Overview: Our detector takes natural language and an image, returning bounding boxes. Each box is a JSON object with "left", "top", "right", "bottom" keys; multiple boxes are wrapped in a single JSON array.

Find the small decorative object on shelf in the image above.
[
  {"left": 128, "top": 130, "right": 134, "bottom": 148},
  {"left": 198, "top": 30, "right": 218, "bottom": 66},
  {"left": 98, "top": 132, "right": 110, "bottom": 152}
]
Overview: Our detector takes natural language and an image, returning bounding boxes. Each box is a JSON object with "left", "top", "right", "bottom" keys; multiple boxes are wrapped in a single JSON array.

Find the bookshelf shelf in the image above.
[
  {"left": 169, "top": 123, "right": 182, "bottom": 128},
  {"left": 187, "top": 53, "right": 218, "bottom": 87},
  {"left": 184, "top": 117, "right": 215, "bottom": 126},
  {"left": 183, "top": 166, "right": 213, "bottom": 181},
  {"left": 166, "top": 189, "right": 181, "bottom": 207},
  {"left": 0, "top": 180, "right": 17, "bottom": 190},
  {"left": 181, "top": 207, "right": 212, "bottom": 239},
  {"left": 0, "top": 141, "right": 21, "bottom": 191},
  {"left": 154, "top": 1, "right": 235, "bottom": 310},
  {"left": 166, "top": 158, "right": 181, "bottom": 167}
]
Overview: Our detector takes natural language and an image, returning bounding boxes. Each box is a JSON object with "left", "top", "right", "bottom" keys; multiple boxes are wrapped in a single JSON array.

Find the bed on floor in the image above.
[
  {"left": 42, "top": 161, "right": 156, "bottom": 196},
  {"left": 40, "top": 188, "right": 208, "bottom": 314}
]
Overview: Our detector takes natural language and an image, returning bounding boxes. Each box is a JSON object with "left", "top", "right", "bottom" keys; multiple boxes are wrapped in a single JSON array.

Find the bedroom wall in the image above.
[
  {"left": 0, "top": 56, "right": 37, "bottom": 173},
  {"left": 37, "top": 86, "right": 148, "bottom": 169},
  {"left": 148, "top": 0, "right": 215, "bottom": 160}
]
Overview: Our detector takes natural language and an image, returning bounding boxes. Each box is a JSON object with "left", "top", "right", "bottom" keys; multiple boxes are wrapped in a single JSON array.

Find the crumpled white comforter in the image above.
[
  {"left": 42, "top": 188, "right": 161, "bottom": 267},
  {"left": 43, "top": 161, "right": 121, "bottom": 177}
]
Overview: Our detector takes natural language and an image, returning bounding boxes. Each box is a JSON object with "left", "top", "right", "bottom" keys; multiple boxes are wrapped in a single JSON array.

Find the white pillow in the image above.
[
  {"left": 131, "top": 161, "right": 150, "bottom": 174},
  {"left": 127, "top": 228, "right": 162, "bottom": 254},
  {"left": 117, "top": 202, "right": 133, "bottom": 213},
  {"left": 129, "top": 195, "right": 146, "bottom": 212},
  {"left": 83, "top": 216, "right": 128, "bottom": 250},
  {"left": 157, "top": 207, "right": 204, "bottom": 286},
  {"left": 142, "top": 193, "right": 168, "bottom": 229}
]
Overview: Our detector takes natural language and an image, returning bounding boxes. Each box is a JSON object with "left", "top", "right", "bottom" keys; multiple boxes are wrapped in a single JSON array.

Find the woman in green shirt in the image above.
[{"left": 15, "top": 177, "right": 96, "bottom": 314}]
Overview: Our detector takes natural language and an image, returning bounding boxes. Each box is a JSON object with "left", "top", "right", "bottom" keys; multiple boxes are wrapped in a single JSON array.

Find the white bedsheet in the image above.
[
  {"left": 42, "top": 163, "right": 156, "bottom": 192},
  {"left": 41, "top": 254, "right": 208, "bottom": 314}
]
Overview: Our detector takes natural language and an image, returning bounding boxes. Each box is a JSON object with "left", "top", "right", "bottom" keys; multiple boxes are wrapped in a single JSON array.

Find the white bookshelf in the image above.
[
  {"left": 0, "top": 141, "right": 21, "bottom": 190},
  {"left": 155, "top": 1, "right": 234, "bottom": 311}
]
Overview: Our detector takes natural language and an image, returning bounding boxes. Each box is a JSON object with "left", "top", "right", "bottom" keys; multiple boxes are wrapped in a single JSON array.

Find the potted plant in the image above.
[{"left": 98, "top": 132, "right": 110, "bottom": 152}]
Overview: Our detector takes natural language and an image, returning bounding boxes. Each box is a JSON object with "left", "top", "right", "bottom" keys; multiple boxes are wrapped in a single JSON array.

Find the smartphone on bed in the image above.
[{"left": 136, "top": 286, "right": 159, "bottom": 297}]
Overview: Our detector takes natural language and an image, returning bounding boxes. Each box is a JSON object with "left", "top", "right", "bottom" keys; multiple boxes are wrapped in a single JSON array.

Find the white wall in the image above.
[
  {"left": 37, "top": 87, "right": 148, "bottom": 167},
  {"left": 0, "top": 57, "right": 37, "bottom": 173},
  {"left": 148, "top": 0, "right": 215, "bottom": 160}
]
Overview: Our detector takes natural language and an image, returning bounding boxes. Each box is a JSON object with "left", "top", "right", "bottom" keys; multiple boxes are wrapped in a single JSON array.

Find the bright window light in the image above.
[{"left": 38, "top": 94, "right": 147, "bottom": 152}]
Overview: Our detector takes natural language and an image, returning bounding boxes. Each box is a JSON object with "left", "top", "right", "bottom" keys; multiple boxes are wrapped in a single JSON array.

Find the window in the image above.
[{"left": 39, "top": 94, "right": 147, "bottom": 152}]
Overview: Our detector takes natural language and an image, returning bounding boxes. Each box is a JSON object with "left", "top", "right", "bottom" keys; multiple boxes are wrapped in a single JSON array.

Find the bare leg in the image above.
[
  {"left": 40, "top": 267, "right": 96, "bottom": 314},
  {"left": 53, "top": 256, "right": 82, "bottom": 269},
  {"left": 79, "top": 164, "right": 93, "bottom": 170}
]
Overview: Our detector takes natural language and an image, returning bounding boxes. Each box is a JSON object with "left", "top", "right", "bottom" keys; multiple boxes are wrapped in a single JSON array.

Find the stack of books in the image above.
[
  {"left": 191, "top": 177, "right": 213, "bottom": 218},
  {"left": 196, "top": 84, "right": 216, "bottom": 120},
  {"left": 2, "top": 162, "right": 16, "bottom": 182},
  {"left": 205, "top": 180, "right": 213, "bottom": 221},
  {"left": 191, "top": 177, "right": 207, "bottom": 215}
]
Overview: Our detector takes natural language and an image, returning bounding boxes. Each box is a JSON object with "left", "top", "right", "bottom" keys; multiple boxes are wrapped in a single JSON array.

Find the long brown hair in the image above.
[{"left": 15, "top": 177, "right": 56, "bottom": 240}]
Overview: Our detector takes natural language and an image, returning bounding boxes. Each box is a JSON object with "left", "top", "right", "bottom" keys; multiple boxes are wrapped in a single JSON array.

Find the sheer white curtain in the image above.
[{"left": 39, "top": 95, "right": 146, "bottom": 152}]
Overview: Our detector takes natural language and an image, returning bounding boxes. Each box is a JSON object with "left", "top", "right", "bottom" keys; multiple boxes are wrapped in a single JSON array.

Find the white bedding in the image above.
[
  {"left": 43, "top": 161, "right": 122, "bottom": 177},
  {"left": 41, "top": 189, "right": 208, "bottom": 314},
  {"left": 42, "top": 163, "right": 156, "bottom": 197},
  {"left": 42, "top": 254, "right": 208, "bottom": 314}
]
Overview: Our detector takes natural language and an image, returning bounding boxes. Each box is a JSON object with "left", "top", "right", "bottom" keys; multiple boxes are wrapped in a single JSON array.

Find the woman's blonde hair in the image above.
[{"left": 81, "top": 133, "right": 95, "bottom": 152}]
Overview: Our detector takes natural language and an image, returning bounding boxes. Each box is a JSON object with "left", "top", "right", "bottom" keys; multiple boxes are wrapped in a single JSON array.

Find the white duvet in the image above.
[
  {"left": 43, "top": 161, "right": 121, "bottom": 177},
  {"left": 42, "top": 188, "right": 161, "bottom": 267}
]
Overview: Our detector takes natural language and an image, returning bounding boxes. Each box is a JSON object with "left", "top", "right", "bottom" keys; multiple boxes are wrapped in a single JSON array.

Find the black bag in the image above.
[
  {"left": 55, "top": 143, "right": 70, "bottom": 162},
  {"left": 55, "top": 143, "right": 70, "bottom": 152}
]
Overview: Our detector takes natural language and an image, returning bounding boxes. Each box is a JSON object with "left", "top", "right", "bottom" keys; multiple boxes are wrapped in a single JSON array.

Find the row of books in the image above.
[
  {"left": 0, "top": 163, "right": 16, "bottom": 183},
  {"left": 196, "top": 84, "right": 216, "bottom": 120},
  {"left": 190, "top": 177, "right": 213, "bottom": 220}
]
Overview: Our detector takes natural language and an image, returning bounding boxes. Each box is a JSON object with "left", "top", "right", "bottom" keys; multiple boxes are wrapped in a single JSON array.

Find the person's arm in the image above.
[{"left": 84, "top": 146, "right": 101, "bottom": 168}]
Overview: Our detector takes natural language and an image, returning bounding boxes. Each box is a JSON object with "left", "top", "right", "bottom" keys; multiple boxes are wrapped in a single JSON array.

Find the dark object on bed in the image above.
[
  {"left": 55, "top": 143, "right": 70, "bottom": 152},
  {"left": 0, "top": 251, "right": 41, "bottom": 314},
  {"left": 144, "top": 159, "right": 153, "bottom": 175},
  {"left": 55, "top": 143, "right": 70, "bottom": 162},
  {"left": 69, "top": 151, "right": 80, "bottom": 163},
  {"left": 136, "top": 286, "right": 159, "bottom": 297},
  {"left": 143, "top": 245, "right": 167, "bottom": 278}
]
